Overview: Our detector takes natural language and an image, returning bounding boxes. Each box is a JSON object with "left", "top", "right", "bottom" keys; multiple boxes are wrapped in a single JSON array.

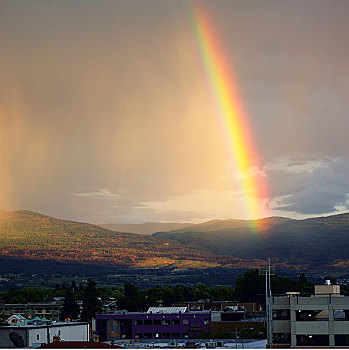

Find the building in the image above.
[
  {"left": 5, "top": 314, "right": 28, "bottom": 325},
  {"left": 95, "top": 306, "right": 266, "bottom": 341},
  {"left": 0, "top": 321, "right": 90, "bottom": 348},
  {"left": 272, "top": 284, "right": 349, "bottom": 348},
  {"left": 95, "top": 307, "right": 211, "bottom": 341},
  {"left": 173, "top": 301, "right": 262, "bottom": 312},
  {"left": 0, "top": 302, "right": 62, "bottom": 321},
  {"left": 5, "top": 315, "right": 56, "bottom": 326}
]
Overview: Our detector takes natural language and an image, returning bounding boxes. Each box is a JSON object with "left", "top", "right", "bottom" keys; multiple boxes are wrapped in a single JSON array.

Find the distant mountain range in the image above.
[
  {"left": 99, "top": 222, "right": 193, "bottom": 235},
  {"left": 0, "top": 209, "right": 348, "bottom": 272},
  {"left": 153, "top": 213, "right": 349, "bottom": 269},
  {"left": 0, "top": 210, "right": 262, "bottom": 270}
]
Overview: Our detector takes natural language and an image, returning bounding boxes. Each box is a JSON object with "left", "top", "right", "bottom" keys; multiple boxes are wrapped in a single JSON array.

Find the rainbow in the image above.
[{"left": 185, "top": 3, "right": 267, "bottom": 226}]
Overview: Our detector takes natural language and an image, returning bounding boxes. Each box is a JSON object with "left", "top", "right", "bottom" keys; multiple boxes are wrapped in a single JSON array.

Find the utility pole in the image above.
[
  {"left": 268, "top": 258, "right": 273, "bottom": 348},
  {"left": 259, "top": 259, "right": 275, "bottom": 348}
]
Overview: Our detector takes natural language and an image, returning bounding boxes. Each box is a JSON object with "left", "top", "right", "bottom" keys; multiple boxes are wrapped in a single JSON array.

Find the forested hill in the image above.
[
  {"left": 99, "top": 222, "right": 194, "bottom": 235},
  {"left": 0, "top": 210, "right": 264, "bottom": 269},
  {"left": 153, "top": 213, "right": 349, "bottom": 268}
]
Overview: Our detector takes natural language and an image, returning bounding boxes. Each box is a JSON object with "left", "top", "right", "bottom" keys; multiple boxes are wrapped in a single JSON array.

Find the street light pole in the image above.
[
  {"left": 235, "top": 329, "right": 238, "bottom": 349},
  {"left": 234, "top": 328, "right": 253, "bottom": 349}
]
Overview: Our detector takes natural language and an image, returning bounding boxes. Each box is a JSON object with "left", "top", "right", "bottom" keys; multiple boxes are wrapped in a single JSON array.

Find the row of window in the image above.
[
  {"left": 134, "top": 319, "right": 209, "bottom": 326},
  {"left": 274, "top": 334, "right": 349, "bottom": 346},
  {"left": 135, "top": 319, "right": 179, "bottom": 326},
  {"left": 296, "top": 309, "right": 329, "bottom": 322},
  {"left": 135, "top": 332, "right": 189, "bottom": 339},
  {"left": 274, "top": 309, "right": 349, "bottom": 321}
]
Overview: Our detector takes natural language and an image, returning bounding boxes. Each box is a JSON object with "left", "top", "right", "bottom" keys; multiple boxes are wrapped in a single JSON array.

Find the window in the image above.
[
  {"left": 172, "top": 320, "right": 180, "bottom": 325},
  {"left": 58, "top": 330, "right": 61, "bottom": 336},
  {"left": 334, "top": 309, "right": 349, "bottom": 321},
  {"left": 153, "top": 320, "right": 161, "bottom": 325},
  {"left": 296, "top": 310, "right": 329, "bottom": 321},
  {"left": 203, "top": 319, "right": 209, "bottom": 325},
  {"left": 37, "top": 334, "right": 40, "bottom": 341},
  {"left": 135, "top": 320, "right": 143, "bottom": 325},
  {"left": 273, "top": 309, "right": 290, "bottom": 320},
  {"left": 297, "top": 335, "right": 329, "bottom": 347},
  {"left": 335, "top": 335, "right": 349, "bottom": 346},
  {"left": 162, "top": 319, "right": 170, "bottom": 325},
  {"left": 144, "top": 320, "right": 152, "bottom": 325},
  {"left": 183, "top": 319, "right": 188, "bottom": 325},
  {"left": 273, "top": 333, "right": 290, "bottom": 344}
]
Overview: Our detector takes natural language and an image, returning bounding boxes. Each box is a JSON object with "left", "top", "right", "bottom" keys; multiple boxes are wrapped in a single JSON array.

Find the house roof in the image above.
[
  {"left": 11, "top": 314, "right": 26, "bottom": 320},
  {"left": 0, "top": 322, "right": 89, "bottom": 330}
]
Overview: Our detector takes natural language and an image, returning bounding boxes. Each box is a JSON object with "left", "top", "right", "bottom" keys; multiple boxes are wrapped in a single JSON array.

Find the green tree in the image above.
[
  {"left": 70, "top": 281, "right": 77, "bottom": 292},
  {"left": 80, "top": 279, "right": 101, "bottom": 322},
  {"left": 78, "top": 282, "right": 85, "bottom": 292},
  {"left": 61, "top": 290, "right": 79, "bottom": 321},
  {"left": 117, "top": 282, "right": 143, "bottom": 312},
  {"left": 299, "top": 273, "right": 307, "bottom": 283},
  {"left": 234, "top": 270, "right": 265, "bottom": 302},
  {"left": 124, "top": 282, "right": 138, "bottom": 298},
  {"left": 193, "top": 283, "right": 210, "bottom": 301},
  {"left": 0, "top": 313, "right": 6, "bottom": 326}
]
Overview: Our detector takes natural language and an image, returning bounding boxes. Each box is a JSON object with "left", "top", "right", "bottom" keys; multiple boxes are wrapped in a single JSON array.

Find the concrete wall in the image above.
[
  {"left": 273, "top": 320, "right": 290, "bottom": 334},
  {"left": 47, "top": 323, "right": 89, "bottom": 343},
  {"left": 294, "top": 321, "right": 329, "bottom": 335},
  {"left": 0, "top": 323, "right": 89, "bottom": 348},
  {"left": 0, "top": 328, "right": 28, "bottom": 348},
  {"left": 315, "top": 285, "right": 340, "bottom": 295},
  {"left": 28, "top": 327, "right": 48, "bottom": 347}
]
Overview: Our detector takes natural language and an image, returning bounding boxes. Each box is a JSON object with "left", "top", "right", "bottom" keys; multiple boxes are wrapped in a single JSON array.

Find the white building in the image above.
[
  {"left": 0, "top": 321, "right": 89, "bottom": 348},
  {"left": 272, "top": 284, "right": 349, "bottom": 347}
]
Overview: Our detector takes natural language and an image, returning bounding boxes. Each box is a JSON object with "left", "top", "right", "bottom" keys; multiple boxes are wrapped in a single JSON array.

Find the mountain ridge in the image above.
[
  {"left": 99, "top": 222, "right": 194, "bottom": 235},
  {"left": 0, "top": 210, "right": 264, "bottom": 270},
  {"left": 1, "top": 209, "right": 348, "bottom": 271},
  {"left": 153, "top": 212, "right": 349, "bottom": 268}
]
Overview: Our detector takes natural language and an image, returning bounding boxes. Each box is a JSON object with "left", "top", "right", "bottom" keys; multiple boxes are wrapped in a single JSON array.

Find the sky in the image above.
[{"left": 0, "top": 0, "right": 348, "bottom": 224}]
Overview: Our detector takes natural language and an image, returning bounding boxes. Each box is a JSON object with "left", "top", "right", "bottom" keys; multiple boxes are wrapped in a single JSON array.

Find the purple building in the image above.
[{"left": 95, "top": 307, "right": 211, "bottom": 341}]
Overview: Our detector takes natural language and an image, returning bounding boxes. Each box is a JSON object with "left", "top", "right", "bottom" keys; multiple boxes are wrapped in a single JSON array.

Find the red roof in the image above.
[{"left": 40, "top": 341, "right": 122, "bottom": 348}]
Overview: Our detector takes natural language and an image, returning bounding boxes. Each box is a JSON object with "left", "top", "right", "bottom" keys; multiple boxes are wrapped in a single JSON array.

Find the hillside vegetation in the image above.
[{"left": 0, "top": 210, "right": 263, "bottom": 269}]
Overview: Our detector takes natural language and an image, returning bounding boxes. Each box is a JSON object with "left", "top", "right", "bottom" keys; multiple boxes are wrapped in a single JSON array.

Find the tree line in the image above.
[{"left": 0, "top": 270, "right": 315, "bottom": 322}]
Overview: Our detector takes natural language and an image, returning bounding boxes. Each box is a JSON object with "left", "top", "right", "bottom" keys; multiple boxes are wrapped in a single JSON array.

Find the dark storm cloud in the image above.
[{"left": 269, "top": 158, "right": 349, "bottom": 214}]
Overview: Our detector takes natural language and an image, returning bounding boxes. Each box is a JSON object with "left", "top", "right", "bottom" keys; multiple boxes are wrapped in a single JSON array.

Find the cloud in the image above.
[
  {"left": 268, "top": 157, "right": 349, "bottom": 215},
  {"left": 75, "top": 188, "right": 120, "bottom": 198},
  {"left": 0, "top": 0, "right": 349, "bottom": 223}
]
